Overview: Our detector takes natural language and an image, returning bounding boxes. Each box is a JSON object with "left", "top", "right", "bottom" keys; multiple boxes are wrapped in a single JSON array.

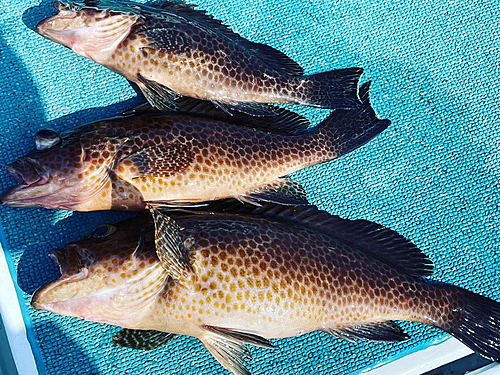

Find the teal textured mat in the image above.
[{"left": 1, "top": 0, "right": 499, "bottom": 374}]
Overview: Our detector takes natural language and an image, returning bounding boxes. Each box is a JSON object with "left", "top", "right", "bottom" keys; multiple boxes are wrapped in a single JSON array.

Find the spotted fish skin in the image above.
[
  {"left": 37, "top": 0, "right": 364, "bottom": 112},
  {"left": 32, "top": 206, "right": 500, "bottom": 374},
  {"left": 0, "top": 84, "right": 389, "bottom": 211}
]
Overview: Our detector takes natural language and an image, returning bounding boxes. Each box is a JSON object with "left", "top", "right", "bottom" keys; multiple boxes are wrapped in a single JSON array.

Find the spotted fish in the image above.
[
  {"left": 36, "top": 0, "right": 364, "bottom": 114},
  {"left": 32, "top": 202, "right": 500, "bottom": 374},
  {"left": 0, "top": 82, "right": 388, "bottom": 211}
]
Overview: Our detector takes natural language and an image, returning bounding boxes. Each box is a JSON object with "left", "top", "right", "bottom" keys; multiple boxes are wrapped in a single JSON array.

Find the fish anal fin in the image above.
[
  {"left": 113, "top": 328, "right": 176, "bottom": 350},
  {"left": 116, "top": 143, "right": 194, "bottom": 179},
  {"left": 137, "top": 73, "right": 179, "bottom": 111},
  {"left": 199, "top": 325, "right": 274, "bottom": 375},
  {"left": 241, "top": 178, "right": 308, "bottom": 206},
  {"left": 203, "top": 325, "right": 274, "bottom": 349},
  {"left": 149, "top": 208, "right": 192, "bottom": 282},
  {"left": 325, "top": 321, "right": 409, "bottom": 342}
]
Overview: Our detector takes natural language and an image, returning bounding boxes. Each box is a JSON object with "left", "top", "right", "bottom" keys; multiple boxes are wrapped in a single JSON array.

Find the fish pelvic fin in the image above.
[
  {"left": 199, "top": 325, "right": 274, "bottom": 375},
  {"left": 324, "top": 321, "right": 409, "bottom": 343},
  {"left": 315, "top": 81, "right": 390, "bottom": 159},
  {"left": 295, "top": 67, "right": 364, "bottom": 110},
  {"left": 113, "top": 329, "right": 176, "bottom": 350},
  {"left": 149, "top": 207, "right": 193, "bottom": 283}
]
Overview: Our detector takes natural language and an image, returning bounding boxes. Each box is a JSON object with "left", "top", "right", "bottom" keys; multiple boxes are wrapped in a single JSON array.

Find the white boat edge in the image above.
[{"left": 0, "top": 242, "right": 39, "bottom": 375}]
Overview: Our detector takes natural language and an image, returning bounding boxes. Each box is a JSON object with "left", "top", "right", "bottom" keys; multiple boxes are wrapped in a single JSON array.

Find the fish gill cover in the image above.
[{"left": 0, "top": 0, "right": 499, "bottom": 374}]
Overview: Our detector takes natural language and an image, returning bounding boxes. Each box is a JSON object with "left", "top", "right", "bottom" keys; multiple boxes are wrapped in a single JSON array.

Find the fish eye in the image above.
[
  {"left": 91, "top": 224, "right": 117, "bottom": 239},
  {"left": 35, "top": 129, "right": 60, "bottom": 151}
]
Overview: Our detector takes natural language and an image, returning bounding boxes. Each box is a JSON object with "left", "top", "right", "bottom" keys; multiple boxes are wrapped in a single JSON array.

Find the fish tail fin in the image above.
[
  {"left": 436, "top": 287, "right": 500, "bottom": 361},
  {"left": 297, "top": 67, "right": 364, "bottom": 109},
  {"left": 315, "top": 81, "right": 390, "bottom": 158}
]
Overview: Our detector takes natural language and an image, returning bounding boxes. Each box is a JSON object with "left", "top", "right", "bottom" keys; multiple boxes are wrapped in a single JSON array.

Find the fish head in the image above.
[
  {"left": 31, "top": 217, "right": 165, "bottom": 326},
  {"left": 36, "top": 1, "right": 140, "bottom": 62},
  {"left": 0, "top": 126, "right": 131, "bottom": 211}
]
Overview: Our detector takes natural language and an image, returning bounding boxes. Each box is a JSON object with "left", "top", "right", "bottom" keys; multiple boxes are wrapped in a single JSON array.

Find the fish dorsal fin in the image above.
[
  {"left": 146, "top": 1, "right": 304, "bottom": 76},
  {"left": 200, "top": 325, "right": 275, "bottom": 375},
  {"left": 113, "top": 329, "right": 176, "bottom": 350},
  {"left": 122, "top": 97, "right": 311, "bottom": 134},
  {"left": 243, "top": 42, "right": 304, "bottom": 76},
  {"left": 149, "top": 207, "right": 192, "bottom": 282},
  {"left": 325, "top": 321, "right": 409, "bottom": 343},
  {"left": 175, "top": 98, "right": 311, "bottom": 135},
  {"left": 172, "top": 201, "right": 433, "bottom": 278}
]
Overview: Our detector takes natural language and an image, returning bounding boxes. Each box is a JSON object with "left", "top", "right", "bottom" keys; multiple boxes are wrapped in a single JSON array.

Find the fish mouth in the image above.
[
  {"left": 5, "top": 158, "right": 49, "bottom": 186},
  {"left": 31, "top": 246, "right": 89, "bottom": 310},
  {"left": 48, "top": 244, "right": 87, "bottom": 276},
  {"left": 36, "top": 11, "right": 77, "bottom": 41},
  {"left": 0, "top": 159, "right": 52, "bottom": 208}
]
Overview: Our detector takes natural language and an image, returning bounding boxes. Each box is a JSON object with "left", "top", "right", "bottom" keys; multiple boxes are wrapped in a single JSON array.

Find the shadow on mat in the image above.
[{"left": 34, "top": 321, "right": 101, "bottom": 375}]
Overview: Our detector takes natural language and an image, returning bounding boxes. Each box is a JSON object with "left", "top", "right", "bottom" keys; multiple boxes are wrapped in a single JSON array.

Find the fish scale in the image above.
[{"left": 32, "top": 205, "right": 500, "bottom": 375}]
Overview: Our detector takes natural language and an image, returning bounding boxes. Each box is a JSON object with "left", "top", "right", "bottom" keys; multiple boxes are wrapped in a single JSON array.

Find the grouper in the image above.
[
  {"left": 31, "top": 201, "right": 500, "bottom": 374},
  {"left": 36, "top": 0, "right": 363, "bottom": 114}
]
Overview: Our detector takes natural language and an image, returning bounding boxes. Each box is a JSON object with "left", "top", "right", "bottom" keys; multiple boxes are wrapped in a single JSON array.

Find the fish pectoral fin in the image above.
[
  {"left": 240, "top": 178, "right": 309, "bottom": 206},
  {"left": 137, "top": 73, "right": 180, "bottom": 111},
  {"left": 142, "top": 27, "right": 193, "bottom": 54},
  {"left": 199, "top": 326, "right": 274, "bottom": 375},
  {"left": 117, "top": 143, "right": 194, "bottom": 179},
  {"left": 149, "top": 208, "right": 193, "bottom": 282},
  {"left": 324, "top": 321, "right": 409, "bottom": 343},
  {"left": 113, "top": 328, "right": 176, "bottom": 350}
]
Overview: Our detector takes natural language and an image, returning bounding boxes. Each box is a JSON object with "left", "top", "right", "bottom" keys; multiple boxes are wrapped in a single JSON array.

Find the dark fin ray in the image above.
[
  {"left": 121, "top": 101, "right": 154, "bottom": 116},
  {"left": 246, "top": 42, "right": 304, "bottom": 76},
  {"left": 203, "top": 325, "right": 275, "bottom": 349},
  {"left": 325, "top": 321, "right": 409, "bottom": 342},
  {"left": 137, "top": 73, "right": 179, "bottom": 111},
  {"left": 317, "top": 81, "right": 390, "bottom": 158},
  {"left": 146, "top": 200, "right": 209, "bottom": 208},
  {"left": 300, "top": 67, "right": 364, "bottom": 109},
  {"left": 170, "top": 201, "right": 432, "bottom": 278},
  {"left": 113, "top": 329, "right": 176, "bottom": 350},
  {"left": 117, "top": 143, "right": 194, "bottom": 178},
  {"left": 240, "top": 178, "right": 309, "bottom": 206},
  {"left": 442, "top": 289, "right": 500, "bottom": 362},
  {"left": 149, "top": 207, "right": 192, "bottom": 280},
  {"left": 214, "top": 101, "right": 282, "bottom": 117},
  {"left": 200, "top": 335, "right": 251, "bottom": 375}
]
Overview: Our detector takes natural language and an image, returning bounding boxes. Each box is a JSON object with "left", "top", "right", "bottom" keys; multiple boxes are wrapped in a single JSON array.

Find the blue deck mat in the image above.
[{"left": 1, "top": 0, "right": 499, "bottom": 374}]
